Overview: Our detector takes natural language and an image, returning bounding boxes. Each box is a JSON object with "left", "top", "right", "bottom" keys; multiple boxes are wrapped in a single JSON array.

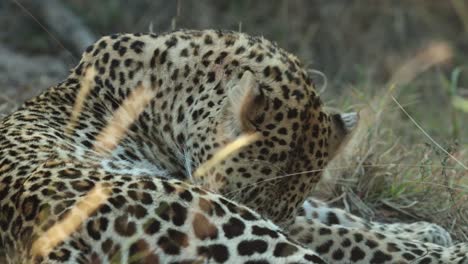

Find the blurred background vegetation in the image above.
[{"left": 0, "top": 0, "right": 467, "bottom": 240}]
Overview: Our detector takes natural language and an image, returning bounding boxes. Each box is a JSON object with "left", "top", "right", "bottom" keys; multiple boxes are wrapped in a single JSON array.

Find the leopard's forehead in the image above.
[{"left": 79, "top": 30, "right": 319, "bottom": 107}]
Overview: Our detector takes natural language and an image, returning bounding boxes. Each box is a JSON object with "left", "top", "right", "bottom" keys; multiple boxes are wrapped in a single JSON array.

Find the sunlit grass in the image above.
[
  {"left": 193, "top": 133, "right": 259, "bottom": 187},
  {"left": 31, "top": 183, "right": 111, "bottom": 258},
  {"left": 93, "top": 81, "right": 157, "bottom": 155},
  {"left": 65, "top": 67, "right": 95, "bottom": 135},
  {"left": 319, "top": 42, "right": 468, "bottom": 240}
]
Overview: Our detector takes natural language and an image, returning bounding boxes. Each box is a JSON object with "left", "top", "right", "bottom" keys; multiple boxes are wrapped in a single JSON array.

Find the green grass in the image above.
[{"left": 320, "top": 76, "right": 467, "bottom": 241}]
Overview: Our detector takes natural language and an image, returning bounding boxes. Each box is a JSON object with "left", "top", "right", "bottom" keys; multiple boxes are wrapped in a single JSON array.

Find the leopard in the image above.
[{"left": 0, "top": 29, "right": 467, "bottom": 263}]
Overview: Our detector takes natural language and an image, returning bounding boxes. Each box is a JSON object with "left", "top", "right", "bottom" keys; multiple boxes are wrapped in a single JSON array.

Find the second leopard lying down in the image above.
[{"left": 0, "top": 29, "right": 467, "bottom": 263}]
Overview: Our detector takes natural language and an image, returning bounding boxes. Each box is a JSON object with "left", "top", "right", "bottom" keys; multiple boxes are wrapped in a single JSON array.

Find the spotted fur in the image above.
[{"left": 0, "top": 30, "right": 467, "bottom": 263}]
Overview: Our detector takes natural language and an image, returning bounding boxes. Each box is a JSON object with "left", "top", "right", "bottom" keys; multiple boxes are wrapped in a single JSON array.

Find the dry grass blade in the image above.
[
  {"left": 31, "top": 183, "right": 111, "bottom": 258},
  {"left": 391, "top": 96, "right": 467, "bottom": 170},
  {"left": 65, "top": 67, "right": 95, "bottom": 135},
  {"left": 193, "top": 133, "right": 259, "bottom": 178},
  {"left": 11, "top": 0, "right": 76, "bottom": 59},
  {"left": 93, "top": 83, "right": 157, "bottom": 155},
  {"left": 451, "top": 0, "right": 468, "bottom": 33},
  {"left": 389, "top": 41, "right": 453, "bottom": 87},
  {"left": 339, "top": 40, "right": 453, "bottom": 160}
]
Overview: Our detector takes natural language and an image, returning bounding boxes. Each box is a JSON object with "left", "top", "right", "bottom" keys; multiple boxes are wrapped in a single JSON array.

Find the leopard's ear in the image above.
[
  {"left": 227, "top": 71, "right": 263, "bottom": 134},
  {"left": 332, "top": 112, "right": 359, "bottom": 135},
  {"left": 328, "top": 111, "right": 359, "bottom": 158}
]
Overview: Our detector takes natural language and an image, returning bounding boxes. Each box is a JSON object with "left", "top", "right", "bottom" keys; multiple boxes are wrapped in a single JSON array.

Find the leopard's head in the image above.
[{"left": 192, "top": 65, "right": 357, "bottom": 225}]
